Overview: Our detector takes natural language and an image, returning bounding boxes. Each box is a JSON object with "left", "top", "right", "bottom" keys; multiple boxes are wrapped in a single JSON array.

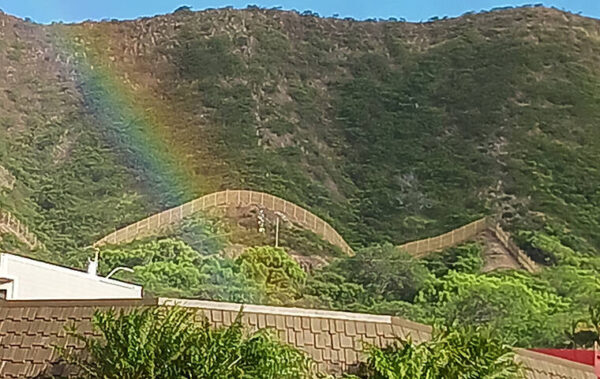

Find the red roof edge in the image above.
[{"left": 530, "top": 349, "right": 594, "bottom": 366}]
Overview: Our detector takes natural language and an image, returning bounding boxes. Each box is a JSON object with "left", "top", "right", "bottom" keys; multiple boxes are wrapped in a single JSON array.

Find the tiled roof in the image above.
[
  {"left": 516, "top": 348, "right": 596, "bottom": 379},
  {"left": 0, "top": 299, "right": 155, "bottom": 378},
  {"left": 0, "top": 298, "right": 595, "bottom": 378},
  {"left": 159, "top": 298, "right": 432, "bottom": 373}
]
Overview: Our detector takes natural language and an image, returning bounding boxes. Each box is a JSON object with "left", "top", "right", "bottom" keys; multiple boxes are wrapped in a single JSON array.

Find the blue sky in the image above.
[{"left": 0, "top": 0, "right": 598, "bottom": 24}]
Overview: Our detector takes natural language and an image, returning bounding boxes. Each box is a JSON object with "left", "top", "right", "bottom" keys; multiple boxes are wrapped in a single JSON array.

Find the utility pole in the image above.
[
  {"left": 273, "top": 211, "right": 284, "bottom": 248},
  {"left": 275, "top": 216, "right": 280, "bottom": 248}
]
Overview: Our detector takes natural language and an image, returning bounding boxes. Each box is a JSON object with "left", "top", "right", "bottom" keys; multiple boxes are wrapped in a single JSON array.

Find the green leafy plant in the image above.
[
  {"left": 237, "top": 246, "right": 306, "bottom": 303},
  {"left": 322, "top": 244, "right": 431, "bottom": 303},
  {"left": 362, "top": 327, "right": 523, "bottom": 379},
  {"left": 423, "top": 243, "right": 484, "bottom": 276},
  {"left": 416, "top": 271, "right": 570, "bottom": 346},
  {"left": 59, "top": 306, "right": 316, "bottom": 378},
  {"left": 99, "top": 238, "right": 265, "bottom": 302}
]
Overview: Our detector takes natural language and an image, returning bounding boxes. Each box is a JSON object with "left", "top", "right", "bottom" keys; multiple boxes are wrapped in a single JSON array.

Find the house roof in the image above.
[
  {"left": 0, "top": 253, "right": 142, "bottom": 291},
  {"left": 0, "top": 298, "right": 595, "bottom": 378},
  {"left": 0, "top": 298, "right": 155, "bottom": 378}
]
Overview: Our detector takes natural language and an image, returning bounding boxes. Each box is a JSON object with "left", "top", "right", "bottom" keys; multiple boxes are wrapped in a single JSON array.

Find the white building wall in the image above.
[{"left": 0, "top": 254, "right": 142, "bottom": 300}]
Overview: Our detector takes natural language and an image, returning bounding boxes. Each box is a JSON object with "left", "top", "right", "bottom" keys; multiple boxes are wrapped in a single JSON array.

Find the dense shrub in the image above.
[
  {"left": 323, "top": 244, "right": 431, "bottom": 303},
  {"left": 416, "top": 271, "right": 570, "bottom": 346},
  {"left": 60, "top": 306, "right": 316, "bottom": 378},
  {"left": 359, "top": 327, "right": 523, "bottom": 378},
  {"left": 99, "top": 239, "right": 265, "bottom": 302},
  {"left": 237, "top": 246, "right": 306, "bottom": 303},
  {"left": 422, "top": 242, "right": 484, "bottom": 276}
]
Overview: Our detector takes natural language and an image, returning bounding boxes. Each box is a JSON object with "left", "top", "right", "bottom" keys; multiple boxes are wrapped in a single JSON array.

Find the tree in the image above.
[
  {"left": 361, "top": 327, "right": 523, "bottom": 378},
  {"left": 99, "top": 239, "right": 264, "bottom": 302},
  {"left": 195, "top": 256, "right": 265, "bottom": 303},
  {"left": 237, "top": 246, "right": 306, "bottom": 303},
  {"left": 422, "top": 242, "right": 484, "bottom": 277},
  {"left": 304, "top": 270, "right": 367, "bottom": 309},
  {"left": 60, "top": 306, "right": 316, "bottom": 378},
  {"left": 99, "top": 239, "right": 202, "bottom": 271},
  {"left": 565, "top": 304, "right": 600, "bottom": 348},
  {"left": 328, "top": 244, "right": 431, "bottom": 303},
  {"left": 173, "top": 5, "right": 192, "bottom": 13},
  {"left": 416, "top": 271, "right": 570, "bottom": 346}
]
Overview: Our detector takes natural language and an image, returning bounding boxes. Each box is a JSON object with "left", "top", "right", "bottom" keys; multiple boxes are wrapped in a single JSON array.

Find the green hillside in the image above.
[
  {"left": 1, "top": 5, "right": 600, "bottom": 348},
  {"left": 1, "top": 6, "right": 599, "bottom": 253}
]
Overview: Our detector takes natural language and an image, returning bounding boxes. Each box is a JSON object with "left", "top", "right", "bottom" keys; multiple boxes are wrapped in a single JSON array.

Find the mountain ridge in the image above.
[{"left": 0, "top": 5, "right": 599, "bottom": 257}]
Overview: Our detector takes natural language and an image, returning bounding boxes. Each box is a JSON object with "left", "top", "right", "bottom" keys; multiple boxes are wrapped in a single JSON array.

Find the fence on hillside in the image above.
[
  {"left": 94, "top": 190, "right": 354, "bottom": 255},
  {"left": 94, "top": 189, "right": 538, "bottom": 273},
  {"left": 491, "top": 223, "right": 539, "bottom": 273},
  {"left": 398, "top": 217, "right": 539, "bottom": 273},
  {"left": 0, "top": 210, "right": 42, "bottom": 250},
  {"left": 398, "top": 218, "right": 489, "bottom": 258}
]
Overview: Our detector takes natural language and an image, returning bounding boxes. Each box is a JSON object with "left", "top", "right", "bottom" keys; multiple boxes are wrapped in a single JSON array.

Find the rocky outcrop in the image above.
[{"left": 0, "top": 165, "right": 15, "bottom": 191}]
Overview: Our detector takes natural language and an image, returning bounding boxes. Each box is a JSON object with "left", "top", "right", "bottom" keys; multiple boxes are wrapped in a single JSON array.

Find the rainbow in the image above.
[{"left": 51, "top": 24, "right": 205, "bottom": 207}]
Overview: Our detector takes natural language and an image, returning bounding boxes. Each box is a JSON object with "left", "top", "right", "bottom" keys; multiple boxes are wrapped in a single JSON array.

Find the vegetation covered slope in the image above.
[
  {"left": 1, "top": 5, "right": 600, "bottom": 348},
  {"left": 1, "top": 5, "right": 599, "bottom": 256}
]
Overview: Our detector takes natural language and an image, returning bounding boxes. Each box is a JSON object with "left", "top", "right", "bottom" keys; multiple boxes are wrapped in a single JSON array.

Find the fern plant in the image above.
[
  {"left": 363, "top": 327, "right": 523, "bottom": 379},
  {"left": 58, "top": 306, "right": 317, "bottom": 378}
]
